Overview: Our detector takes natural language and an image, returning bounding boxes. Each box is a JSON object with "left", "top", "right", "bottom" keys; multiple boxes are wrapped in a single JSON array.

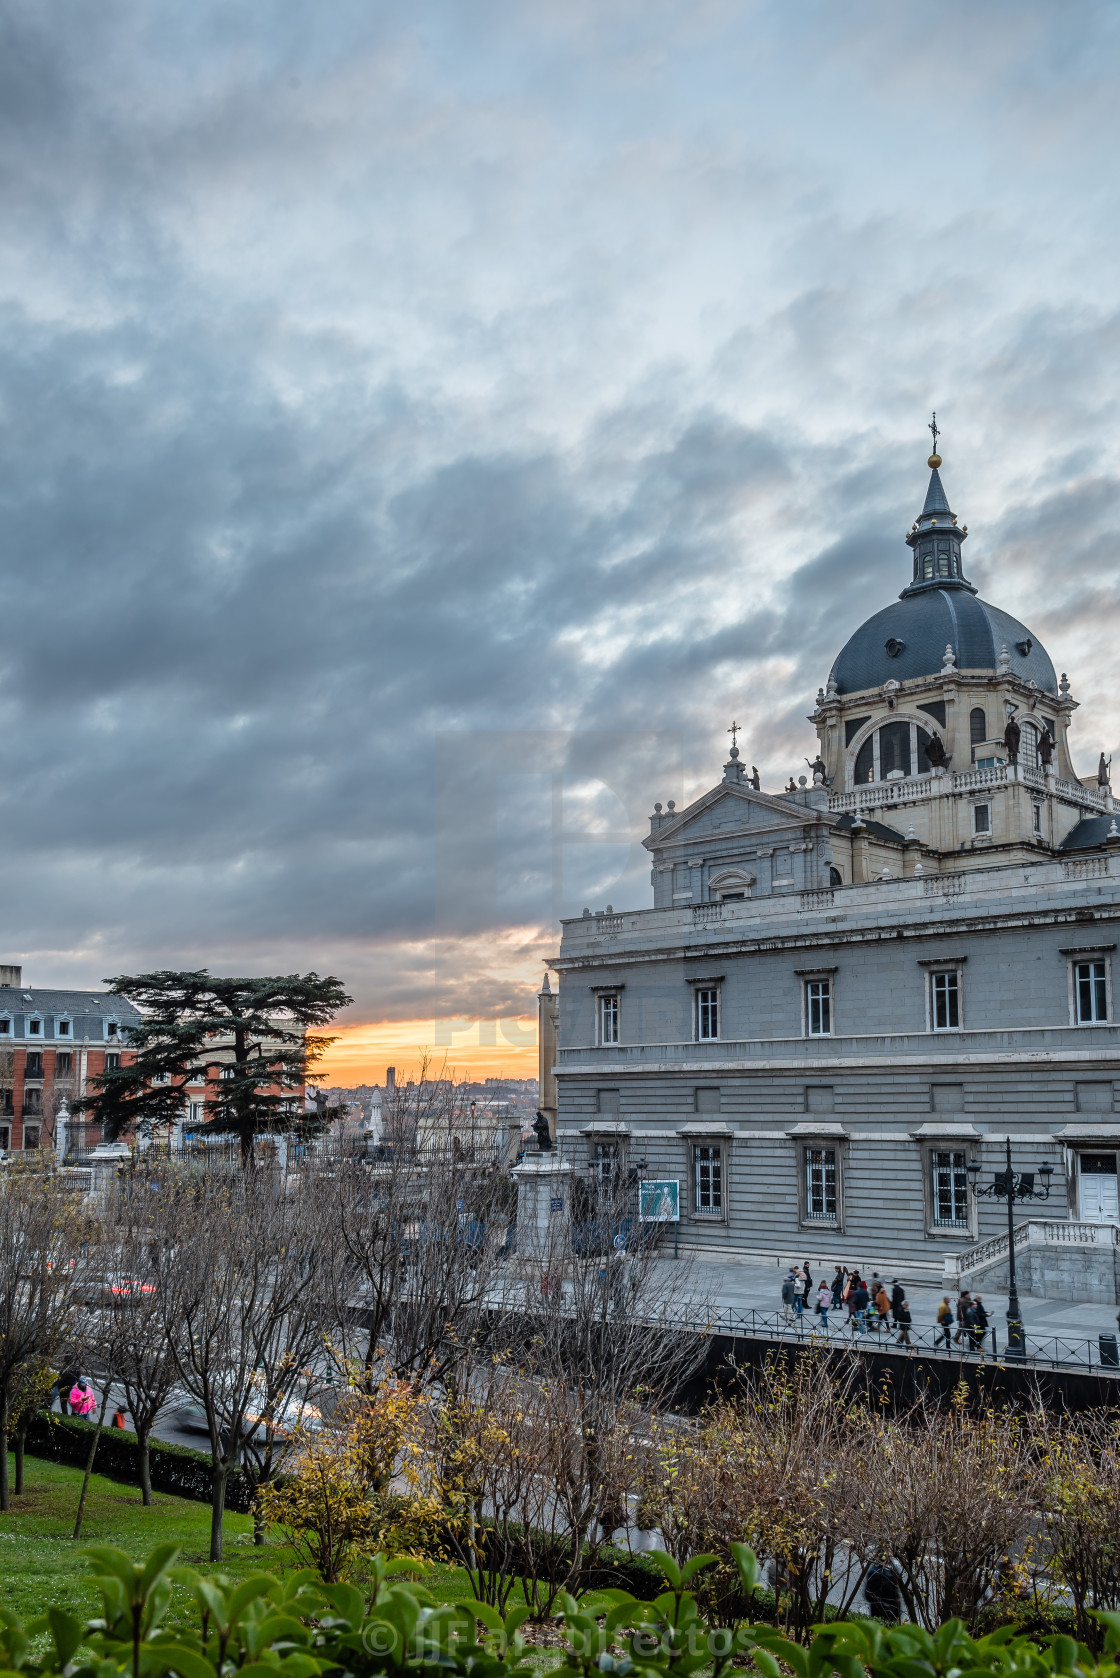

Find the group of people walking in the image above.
[
  {"left": 778, "top": 1266, "right": 995, "bottom": 1353},
  {"left": 780, "top": 1264, "right": 913, "bottom": 1344},
  {"left": 936, "top": 1289, "right": 990, "bottom": 1352}
]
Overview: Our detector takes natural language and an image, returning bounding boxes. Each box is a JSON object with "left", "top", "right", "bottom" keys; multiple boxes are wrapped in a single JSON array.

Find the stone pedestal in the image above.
[
  {"left": 88, "top": 1141, "right": 131, "bottom": 1211},
  {"left": 513, "top": 1154, "right": 575, "bottom": 1257}
]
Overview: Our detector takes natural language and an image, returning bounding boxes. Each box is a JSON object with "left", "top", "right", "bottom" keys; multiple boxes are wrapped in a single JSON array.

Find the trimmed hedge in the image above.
[{"left": 22, "top": 1411, "right": 256, "bottom": 1513}]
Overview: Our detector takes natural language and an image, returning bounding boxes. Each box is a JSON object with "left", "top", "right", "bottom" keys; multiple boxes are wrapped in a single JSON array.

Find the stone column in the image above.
[{"left": 537, "top": 973, "right": 559, "bottom": 1144}]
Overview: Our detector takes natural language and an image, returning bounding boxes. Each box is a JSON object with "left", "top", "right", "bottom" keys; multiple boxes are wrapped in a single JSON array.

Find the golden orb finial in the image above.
[{"left": 928, "top": 452, "right": 942, "bottom": 469}]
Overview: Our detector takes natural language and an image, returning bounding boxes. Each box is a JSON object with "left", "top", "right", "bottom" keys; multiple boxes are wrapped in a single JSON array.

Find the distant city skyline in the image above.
[{"left": 4, "top": 3, "right": 1120, "bottom": 1080}]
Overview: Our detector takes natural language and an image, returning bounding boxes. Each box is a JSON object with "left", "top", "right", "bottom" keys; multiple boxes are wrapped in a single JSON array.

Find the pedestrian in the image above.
[
  {"left": 895, "top": 1292, "right": 913, "bottom": 1346},
  {"left": 971, "top": 1293, "right": 989, "bottom": 1352},
  {"left": 864, "top": 1563, "right": 901, "bottom": 1622},
  {"left": 112, "top": 1405, "right": 128, "bottom": 1430},
  {"left": 793, "top": 1267, "right": 806, "bottom": 1319},
  {"left": 851, "top": 1277, "right": 869, "bottom": 1334},
  {"left": 936, "top": 1295, "right": 953, "bottom": 1349},
  {"left": 69, "top": 1377, "right": 95, "bottom": 1418},
  {"left": 816, "top": 1279, "right": 832, "bottom": 1329},
  {"left": 873, "top": 1280, "right": 891, "bottom": 1333},
  {"left": 890, "top": 1278, "right": 905, "bottom": 1325},
  {"left": 781, "top": 1270, "right": 796, "bottom": 1324},
  {"left": 802, "top": 1260, "right": 814, "bottom": 1299},
  {"left": 831, "top": 1266, "right": 845, "bottom": 1308},
  {"left": 954, "top": 1290, "right": 972, "bottom": 1345}
]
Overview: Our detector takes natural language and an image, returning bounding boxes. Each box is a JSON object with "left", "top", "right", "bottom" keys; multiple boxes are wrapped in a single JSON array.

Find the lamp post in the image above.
[{"left": 966, "top": 1141, "right": 1054, "bottom": 1357}]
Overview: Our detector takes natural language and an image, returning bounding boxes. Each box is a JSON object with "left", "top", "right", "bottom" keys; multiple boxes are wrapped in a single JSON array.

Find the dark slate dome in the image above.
[
  {"left": 828, "top": 452, "right": 1057, "bottom": 696},
  {"left": 829, "top": 589, "right": 1057, "bottom": 696}
]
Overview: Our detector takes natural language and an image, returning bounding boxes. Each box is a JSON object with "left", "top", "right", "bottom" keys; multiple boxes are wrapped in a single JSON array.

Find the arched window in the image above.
[
  {"left": 854, "top": 736, "right": 874, "bottom": 784},
  {"left": 879, "top": 720, "right": 911, "bottom": 777},
  {"left": 829, "top": 866, "right": 843, "bottom": 888},
  {"left": 1020, "top": 721, "right": 1039, "bottom": 769},
  {"left": 970, "top": 707, "right": 987, "bottom": 747}
]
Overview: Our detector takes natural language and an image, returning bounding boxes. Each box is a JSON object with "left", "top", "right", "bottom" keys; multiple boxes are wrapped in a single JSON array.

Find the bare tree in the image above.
[
  {"left": 237, "top": 1164, "right": 345, "bottom": 1543},
  {"left": 0, "top": 1164, "right": 96, "bottom": 1509},
  {"left": 490, "top": 1167, "right": 711, "bottom": 1610},
  {"left": 1035, "top": 1408, "right": 1120, "bottom": 1648},
  {"left": 640, "top": 1351, "right": 879, "bottom": 1637},
  {"left": 95, "top": 1189, "right": 183, "bottom": 1506},
  {"left": 859, "top": 1393, "right": 1037, "bottom": 1630},
  {"left": 323, "top": 1092, "right": 516, "bottom": 1392},
  {"left": 152, "top": 1171, "right": 328, "bottom": 1561}
]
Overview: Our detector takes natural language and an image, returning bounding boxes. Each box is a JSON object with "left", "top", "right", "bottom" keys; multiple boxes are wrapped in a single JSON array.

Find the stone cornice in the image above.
[{"left": 551, "top": 902, "right": 1120, "bottom": 973}]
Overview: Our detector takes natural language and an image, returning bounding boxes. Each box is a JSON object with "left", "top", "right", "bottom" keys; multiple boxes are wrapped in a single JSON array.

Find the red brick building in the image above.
[{"left": 0, "top": 965, "right": 141, "bottom": 1154}]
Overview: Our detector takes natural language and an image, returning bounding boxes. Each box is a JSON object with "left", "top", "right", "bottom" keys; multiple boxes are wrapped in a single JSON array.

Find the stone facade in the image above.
[{"left": 545, "top": 450, "right": 1120, "bottom": 1281}]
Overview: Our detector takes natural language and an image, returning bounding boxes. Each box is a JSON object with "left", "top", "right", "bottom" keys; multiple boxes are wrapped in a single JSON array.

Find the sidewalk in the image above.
[{"left": 685, "top": 1257, "right": 1120, "bottom": 1353}]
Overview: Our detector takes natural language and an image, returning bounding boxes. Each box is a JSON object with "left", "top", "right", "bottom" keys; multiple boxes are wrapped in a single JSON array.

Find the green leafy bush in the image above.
[{"left": 3, "top": 1541, "right": 1120, "bottom": 1678}]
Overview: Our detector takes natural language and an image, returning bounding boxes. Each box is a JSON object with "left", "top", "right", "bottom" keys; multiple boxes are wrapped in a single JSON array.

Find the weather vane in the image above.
[{"left": 728, "top": 720, "right": 741, "bottom": 752}]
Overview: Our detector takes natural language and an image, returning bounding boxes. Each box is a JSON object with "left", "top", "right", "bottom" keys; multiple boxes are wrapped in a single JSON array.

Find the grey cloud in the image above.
[{"left": 3, "top": 0, "right": 1120, "bottom": 1026}]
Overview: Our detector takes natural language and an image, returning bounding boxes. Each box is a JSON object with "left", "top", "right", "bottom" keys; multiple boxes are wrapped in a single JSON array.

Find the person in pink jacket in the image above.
[{"left": 69, "top": 1378, "right": 96, "bottom": 1418}]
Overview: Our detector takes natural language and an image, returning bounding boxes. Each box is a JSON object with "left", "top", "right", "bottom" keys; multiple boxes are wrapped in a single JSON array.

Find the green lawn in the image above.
[{"left": 0, "top": 1452, "right": 477, "bottom": 1626}]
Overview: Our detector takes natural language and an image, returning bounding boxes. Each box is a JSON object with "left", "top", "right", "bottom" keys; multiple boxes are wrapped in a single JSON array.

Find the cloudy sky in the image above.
[{"left": 4, "top": 1, "right": 1120, "bottom": 1080}]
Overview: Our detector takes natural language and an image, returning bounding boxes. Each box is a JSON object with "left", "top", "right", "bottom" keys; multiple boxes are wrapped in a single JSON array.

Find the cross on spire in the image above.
[
  {"left": 728, "top": 720, "right": 741, "bottom": 752},
  {"left": 928, "top": 412, "right": 940, "bottom": 454}
]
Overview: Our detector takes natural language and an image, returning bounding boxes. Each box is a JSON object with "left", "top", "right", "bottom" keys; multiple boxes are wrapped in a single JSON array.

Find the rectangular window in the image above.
[
  {"left": 22, "top": 1088, "right": 42, "bottom": 1115},
  {"left": 696, "top": 988, "right": 719, "bottom": 1040},
  {"left": 930, "top": 970, "right": 960, "bottom": 1030},
  {"left": 804, "top": 1147, "right": 837, "bottom": 1220},
  {"left": 0, "top": 1020, "right": 9, "bottom": 1035},
  {"left": 25, "top": 1052, "right": 43, "bottom": 1079},
  {"left": 931, "top": 1149, "right": 969, "bottom": 1227},
  {"left": 973, "top": 803, "right": 990, "bottom": 834},
  {"left": 105, "top": 1053, "right": 121, "bottom": 1071},
  {"left": 693, "top": 1144, "right": 722, "bottom": 1216},
  {"left": 599, "top": 994, "right": 619, "bottom": 1045},
  {"left": 188, "top": 1101, "right": 205, "bottom": 1125},
  {"left": 106, "top": 1021, "right": 119, "bottom": 1039},
  {"left": 28, "top": 1018, "right": 41, "bottom": 1036},
  {"left": 56, "top": 1052, "right": 72, "bottom": 1076},
  {"left": 592, "top": 1139, "right": 619, "bottom": 1181},
  {"left": 58, "top": 1018, "right": 71, "bottom": 1036},
  {"left": 1033, "top": 804, "right": 1042, "bottom": 834},
  {"left": 1075, "top": 960, "right": 1108, "bottom": 1023},
  {"left": 23, "top": 1126, "right": 40, "bottom": 1149},
  {"left": 806, "top": 978, "right": 832, "bottom": 1036}
]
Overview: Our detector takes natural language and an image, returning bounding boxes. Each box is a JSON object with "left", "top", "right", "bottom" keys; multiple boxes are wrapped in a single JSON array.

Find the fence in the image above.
[{"left": 702, "top": 1304, "right": 1120, "bottom": 1374}]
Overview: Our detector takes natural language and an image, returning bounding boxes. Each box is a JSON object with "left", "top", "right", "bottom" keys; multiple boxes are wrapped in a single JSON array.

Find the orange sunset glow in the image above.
[{"left": 317, "top": 1017, "right": 540, "bottom": 1085}]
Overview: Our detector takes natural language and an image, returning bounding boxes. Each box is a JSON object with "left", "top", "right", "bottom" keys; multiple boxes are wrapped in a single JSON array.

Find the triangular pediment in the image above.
[{"left": 642, "top": 781, "right": 832, "bottom": 854}]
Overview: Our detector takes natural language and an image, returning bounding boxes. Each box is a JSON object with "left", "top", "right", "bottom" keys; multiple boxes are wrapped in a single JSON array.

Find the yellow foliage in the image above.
[{"left": 256, "top": 1377, "right": 443, "bottom": 1582}]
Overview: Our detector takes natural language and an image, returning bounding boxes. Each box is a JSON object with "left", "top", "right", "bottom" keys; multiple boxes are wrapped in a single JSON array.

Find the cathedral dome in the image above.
[
  {"left": 828, "top": 452, "right": 1057, "bottom": 697},
  {"left": 830, "top": 589, "right": 1057, "bottom": 696}
]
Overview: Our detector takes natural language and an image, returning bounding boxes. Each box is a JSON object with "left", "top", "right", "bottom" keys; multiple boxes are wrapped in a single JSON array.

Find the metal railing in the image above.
[{"left": 702, "top": 1304, "right": 1120, "bottom": 1373}]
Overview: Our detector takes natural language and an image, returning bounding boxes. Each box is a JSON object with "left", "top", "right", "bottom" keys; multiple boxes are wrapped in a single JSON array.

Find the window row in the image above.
[
  {"left": 621, "top": 1142, "right": 1028, "bottom": 1234},
  {"left": 593, "top": 954, "right": 1115, "bottom": 1043},
  {"left": 0, "top": 1017, "right": 121, "bottom": 1040}
]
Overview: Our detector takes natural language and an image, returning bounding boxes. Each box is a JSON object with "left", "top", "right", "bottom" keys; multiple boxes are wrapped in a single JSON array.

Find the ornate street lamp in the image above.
[{"left": 966, "top": 1141, "right": 1054, "bottom": 1357}]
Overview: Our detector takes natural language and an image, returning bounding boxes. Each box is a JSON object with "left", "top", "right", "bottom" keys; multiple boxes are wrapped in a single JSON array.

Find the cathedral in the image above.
[{"left": 539, "top": 435, "right": 1120, "bottom": 1292}]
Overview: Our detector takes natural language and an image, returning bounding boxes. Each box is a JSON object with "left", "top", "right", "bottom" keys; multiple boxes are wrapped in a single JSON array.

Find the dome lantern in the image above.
[{"left": 901, "top": 421, "right": 973, "bottom": 597}]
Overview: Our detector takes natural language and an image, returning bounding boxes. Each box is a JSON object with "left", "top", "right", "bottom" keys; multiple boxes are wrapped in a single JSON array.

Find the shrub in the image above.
[{"left": 4, "top": 1541, "right": 1120, "bottom": 1678}]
